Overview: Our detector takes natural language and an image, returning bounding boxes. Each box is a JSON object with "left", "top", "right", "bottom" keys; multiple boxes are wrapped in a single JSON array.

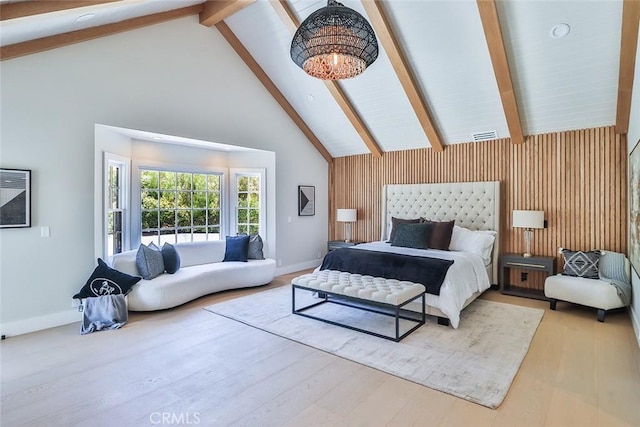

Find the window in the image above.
[
  {"left": 231, "top": 169, "right": 265, "bottom": 236},
  {"left": 104, "top": 154, "right": 130, "bottom": 257},
  {"left": 140, "top": 169, "right": 222, "bottom": 246}
]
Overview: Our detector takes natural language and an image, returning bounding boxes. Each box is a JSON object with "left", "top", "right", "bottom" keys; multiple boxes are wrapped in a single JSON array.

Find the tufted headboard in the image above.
[{"left": 381, "top": 181, "right": 500, "bottom": 281}]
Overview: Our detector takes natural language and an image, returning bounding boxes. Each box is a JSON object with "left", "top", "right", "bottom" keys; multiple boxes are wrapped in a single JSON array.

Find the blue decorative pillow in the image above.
[
  {"left": 223, "top": 235, "right": 250, "bottom": 262},
  {"left": 161, "top": 243, "right": 181, "bottom": 274},
  {"left": 391, "top": 223, "right": 432, "bottom": 250},
  {"left": 136, "top": 242, "right": 165, "bottom": 280},
  {"left": 73, "top": 259, "right": 141, "bottom": 299}
]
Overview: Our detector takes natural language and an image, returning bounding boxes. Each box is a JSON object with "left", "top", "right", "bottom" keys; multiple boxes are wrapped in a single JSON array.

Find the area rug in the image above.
[{"left": 204, "top": 285, "right": 544, "bottom": 408}]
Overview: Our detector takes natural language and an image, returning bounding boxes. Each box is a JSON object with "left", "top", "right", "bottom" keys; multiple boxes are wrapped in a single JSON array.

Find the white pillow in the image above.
[{"left": 449, "top": 225, "right": 496, "bottom": 265}]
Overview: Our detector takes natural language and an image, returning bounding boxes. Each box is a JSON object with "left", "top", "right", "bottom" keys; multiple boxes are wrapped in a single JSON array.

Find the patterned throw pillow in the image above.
[
  {"left": 73, "top": 259, "right": 141, "bottom": 299},
  {"left": 561, "top": 249, "right": 601, "bottom": 279},
  {"left": 390, "top": 222, "right": 432, "bottom": 250}
]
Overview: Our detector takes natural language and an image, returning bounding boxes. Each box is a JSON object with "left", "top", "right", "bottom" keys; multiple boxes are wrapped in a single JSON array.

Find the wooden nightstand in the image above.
[
  {"left": 499, "top": 253, "right": 556, "bottom": 300},
  {"left": 327, "top": 240, "right": 365, "bottom": 252}
]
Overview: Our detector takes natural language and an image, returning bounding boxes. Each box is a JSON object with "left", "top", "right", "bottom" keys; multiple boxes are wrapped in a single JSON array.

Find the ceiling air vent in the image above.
[{"left": 471, "top": 130, "right": 498, "bottom": 142}]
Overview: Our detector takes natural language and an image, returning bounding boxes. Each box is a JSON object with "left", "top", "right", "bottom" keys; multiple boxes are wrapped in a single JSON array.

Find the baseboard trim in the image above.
[
  {"left": 276, "top": 260, "right": 321, "bottom": 277},
  {"left": 630, "top": 305, "right": 640, "bottom": 349},
  {"left": 0, "top": 308, "right": 80, "bottom": 338}
]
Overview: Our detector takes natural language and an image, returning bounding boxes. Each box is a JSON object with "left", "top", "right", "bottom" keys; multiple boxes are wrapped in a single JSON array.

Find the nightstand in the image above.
[
  {"left": 499, "top": 253, "right": 556, "bottom": 300},
  {"left": 327, "top": 240, "right": 365, "bottom": 252}
]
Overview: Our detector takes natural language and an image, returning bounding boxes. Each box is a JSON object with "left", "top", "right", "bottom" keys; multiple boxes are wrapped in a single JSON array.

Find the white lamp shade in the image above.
[
  {"left": 512, "top": 210, "right": 544, "bottom": 229},
  {"left": 336, "top": 208, "right": 357, "bottom": 222}
]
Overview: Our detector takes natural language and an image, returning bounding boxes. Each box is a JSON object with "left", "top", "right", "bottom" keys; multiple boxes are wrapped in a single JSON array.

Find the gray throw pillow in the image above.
[
  {"left": 561, "top": 249, "right": 601, "bottom": 279},
  {"left": 136, "top": 242, "right": 165, "bottom": 280},
  {"left": 248, "top": 234, "right": 265, "bottom": 260},
  {"left": 390, "top": 223, "right": 432, "bottom": 250}
]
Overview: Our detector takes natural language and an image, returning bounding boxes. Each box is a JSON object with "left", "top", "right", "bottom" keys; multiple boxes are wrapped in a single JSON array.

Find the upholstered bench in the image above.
[{"left": 291, "top": 270, "right": 426, "bottom": 341}]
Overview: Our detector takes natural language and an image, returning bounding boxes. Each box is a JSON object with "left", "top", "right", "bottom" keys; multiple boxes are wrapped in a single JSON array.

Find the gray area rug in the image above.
[{"left": 204, "top": 285, "right": 543, "bottom": 408}]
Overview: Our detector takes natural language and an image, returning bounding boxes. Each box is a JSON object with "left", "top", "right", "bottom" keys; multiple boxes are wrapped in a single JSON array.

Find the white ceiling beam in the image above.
[
  {"left": 615, "top": 0, "right": 640, "bottom": 135},
  {"left": 362, "top": 0, "right": 444, "bottom": 152},
  {"left": 477, "top": 0, "right": 525, "bottom": 145},
  {"left": 215, "top": 21, "right": 333, "bottom": 163},
  {"left": 269, "top": 0, "right": 384, "bottom": 158},
  {"left": 199, "top": 0, "right": 255, "bottom": 27}
]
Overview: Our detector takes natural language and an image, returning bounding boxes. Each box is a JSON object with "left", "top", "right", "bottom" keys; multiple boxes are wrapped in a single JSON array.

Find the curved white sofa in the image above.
[{"left": 110, "top": 240, "right": 276, "bottom": 311}]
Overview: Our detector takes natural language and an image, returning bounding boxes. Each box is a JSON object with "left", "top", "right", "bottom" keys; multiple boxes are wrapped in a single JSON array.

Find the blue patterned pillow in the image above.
[
  {"left": 73, "top": 259, "right": 141, "bottom": 299},
  {"left": 561, "top": 249, "right": 601, "bottom": 279}
]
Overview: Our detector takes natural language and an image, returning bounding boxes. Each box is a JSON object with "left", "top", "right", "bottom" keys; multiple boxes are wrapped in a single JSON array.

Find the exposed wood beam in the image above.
[
  {"left": 477, "top": 0, "right": 525, "bottom": 145},
  {"left": 269, "top": 0, "right": 383, "bottom": 158},
  {"left": 199, "top": 0, "right": 255, "bottom": 27},
  {"left": 615, "top": 0, "right": 640, "bottom": 135},
  {"left": 215, "top": 21, "right": 333, "bottom": 163},
  {"left": 1, "top": 5, "right": 203, "bottom": 61},
  {"left": 362, "top": 0, "right": 444, "bottom": 152},
  {"left": 0, "top": 0, "right": 121, "bottom": 21}
]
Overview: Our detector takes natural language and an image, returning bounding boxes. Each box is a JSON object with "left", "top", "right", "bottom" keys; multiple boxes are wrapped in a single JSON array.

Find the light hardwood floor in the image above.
[{"left": 2, "top": 271, "right": 639, "bottom": 426}]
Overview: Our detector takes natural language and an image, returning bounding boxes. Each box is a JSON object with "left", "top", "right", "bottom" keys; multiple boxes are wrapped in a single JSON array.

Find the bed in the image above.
[{"left": 325, "top": 181, "right": 500, "bottom": 329}]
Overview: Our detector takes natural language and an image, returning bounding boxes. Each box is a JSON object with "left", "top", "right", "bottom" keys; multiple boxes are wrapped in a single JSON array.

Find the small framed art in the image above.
[
  {"left": 0, "top": 168, "right": 31, "bottom": 228},
  {"left": 298, "top": 185, "right": 315, "bottom": 216}
]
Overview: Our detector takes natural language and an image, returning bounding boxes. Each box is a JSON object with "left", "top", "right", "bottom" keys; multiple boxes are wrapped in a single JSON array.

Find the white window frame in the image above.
[
  {"left": 230, "top": 168, "right": 266, "bottom": 237},
  {"left": 130, "top": 160, "right": 228, "bottom": 249},
  {"left": 103, "top": 152, "right": 130, "bottom": 258}
]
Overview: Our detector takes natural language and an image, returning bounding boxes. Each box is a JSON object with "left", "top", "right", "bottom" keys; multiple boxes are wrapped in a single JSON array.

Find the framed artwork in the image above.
[
  {"left": 298, "top": 185, "right": 315, "bottom": 216},
  {"left": 0, "top": 168, "right": 31, "bottom": 228},
  {"left": 630, "top": 140, "right": 640, "bottom": 275}
]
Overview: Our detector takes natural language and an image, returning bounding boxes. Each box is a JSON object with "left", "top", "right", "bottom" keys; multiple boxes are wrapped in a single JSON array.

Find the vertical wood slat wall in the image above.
[{"left": 330, "top": 125, "right": 627, "bottom": 291}]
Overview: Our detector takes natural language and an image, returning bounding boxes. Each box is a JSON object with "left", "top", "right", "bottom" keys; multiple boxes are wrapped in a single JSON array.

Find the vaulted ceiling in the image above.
[{"left": 1, "top": 0, "right": 638, "bottom": 163}]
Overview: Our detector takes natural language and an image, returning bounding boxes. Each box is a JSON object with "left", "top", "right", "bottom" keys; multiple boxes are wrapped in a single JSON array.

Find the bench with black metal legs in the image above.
[{"left": 291, "top": 270, "right": 426, "bottom": 342}]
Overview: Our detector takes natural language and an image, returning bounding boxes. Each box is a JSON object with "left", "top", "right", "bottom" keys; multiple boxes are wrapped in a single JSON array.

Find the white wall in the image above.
[
  {"left": 627, "top": 25, "right": 640, "bottom": 347},
  {"left": 0, "top": 16, "right": 328, "bottom": 336}
]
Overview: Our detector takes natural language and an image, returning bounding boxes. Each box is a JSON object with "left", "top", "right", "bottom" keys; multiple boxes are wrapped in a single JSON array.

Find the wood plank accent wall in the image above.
[{"left": 329, "top": 125, "right": 627, "bottom": 291}]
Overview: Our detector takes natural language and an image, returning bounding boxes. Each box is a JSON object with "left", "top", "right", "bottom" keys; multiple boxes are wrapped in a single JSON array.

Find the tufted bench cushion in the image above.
[{"left": 292, "top": 270, "right": 426, "bottom": 306}]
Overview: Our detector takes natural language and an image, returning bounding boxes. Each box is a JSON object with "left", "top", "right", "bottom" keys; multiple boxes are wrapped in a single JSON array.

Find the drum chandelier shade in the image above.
[{"left": 290, "top": 0, "right": 378, "bottom": 80}]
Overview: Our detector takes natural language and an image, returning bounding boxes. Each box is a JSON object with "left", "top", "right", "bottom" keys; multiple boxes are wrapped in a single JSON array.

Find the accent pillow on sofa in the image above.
[
  {"left": 161, "top": 243, "right": 181, "bottom": 274},
  {"left": 73, "top": 258, "right": 141, "bottom": 299},
  {"left": 136, "top": 242, "right": 165, "bottom": 280},
  {"left": 561, "top": 248, "right": 601, "bottom": 279},
  {"left": 388, "top": 217, "right": 422, "bottom": 242},
  {"left": 422, "top": 220, "right": 455, "bottom": 250},
  {"left": 390, "top": 222, "right": 432, "bottom": 250},
  {"left": 223, "top": 235, "right": 250, "bottom": 262},
  {"left": 248, "top": 234, "right": 265, "bottom": 260}
]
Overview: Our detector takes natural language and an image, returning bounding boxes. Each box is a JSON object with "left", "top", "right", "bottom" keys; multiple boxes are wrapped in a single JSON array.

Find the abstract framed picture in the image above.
[
  {"left": 630, "top": 140, "right": 640, "bottom": 275},
  {"left": 298, "top": 185, "right": 315, "bottom": 216},
  {"left": 0, "top": 168, "right": 31, "bottom": 228}
]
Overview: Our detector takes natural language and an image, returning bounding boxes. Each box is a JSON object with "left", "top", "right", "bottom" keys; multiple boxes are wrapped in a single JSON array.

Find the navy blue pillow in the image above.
[
  {"left": 223, "top": 235, "right": 250, "bottom": 262},
  {"left": 74, "top": 258, "right": 141, "bottom": 299},
  {"left": 161, "top": 243, "right": 181, "bottom": 274}
]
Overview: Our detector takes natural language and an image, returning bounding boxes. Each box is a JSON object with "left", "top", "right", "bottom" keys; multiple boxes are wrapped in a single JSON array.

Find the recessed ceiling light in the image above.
[
  {"left": 305, "top": 94, "right": 315, "bottom": 102},
  {"left": 76, "top": 13, "right": 96, "bottom": 22},
  {"left": 152, "top": 136, "right": 163, "bottom": 140},
  {"left": 550, "top": 23, "right": 570, "bottom": 39}
]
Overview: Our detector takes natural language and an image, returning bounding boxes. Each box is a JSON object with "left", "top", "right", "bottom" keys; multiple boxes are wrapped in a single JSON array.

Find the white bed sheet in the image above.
[{"left": 349, "top": 241, "right": 491, "bottom": 328}]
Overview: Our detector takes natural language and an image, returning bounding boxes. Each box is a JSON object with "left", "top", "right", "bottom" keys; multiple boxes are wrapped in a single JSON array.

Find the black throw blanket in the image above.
[{"left": 320, "top": 248, "right": 454, "bottom": 296}]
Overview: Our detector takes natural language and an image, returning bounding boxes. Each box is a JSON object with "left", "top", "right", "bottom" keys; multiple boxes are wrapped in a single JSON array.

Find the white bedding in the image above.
[{"left": 349, "top": 241, "right": 491, "bottom": 328}]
